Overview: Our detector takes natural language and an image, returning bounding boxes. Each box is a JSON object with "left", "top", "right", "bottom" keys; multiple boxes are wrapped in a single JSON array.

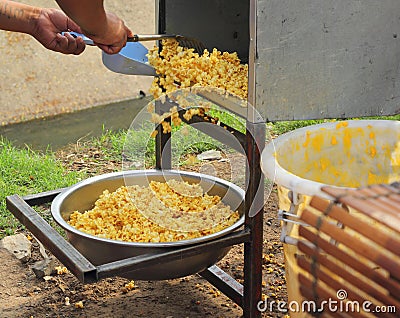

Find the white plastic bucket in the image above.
[{"left": 261, "top": 120, "right": 400, "bottom": 317}]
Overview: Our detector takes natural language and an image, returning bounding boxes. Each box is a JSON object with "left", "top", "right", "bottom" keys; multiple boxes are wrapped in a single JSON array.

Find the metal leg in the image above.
[
  {"left": 243, "top": 121, "right": 265, "bottom": 318},
  {"left": 155, "top": 100, "right": 171, "bottom": 170},
  {"left": 200, "top": 265, "right": 244, "bottom": 307}
]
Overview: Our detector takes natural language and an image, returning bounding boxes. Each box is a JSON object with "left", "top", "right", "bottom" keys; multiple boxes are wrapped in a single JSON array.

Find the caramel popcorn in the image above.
[
  {"left": 74, "top": 301, "right": 84, "bottom": 309},
  {"left": 68, "top": 180, "right": 240, "bottom": 242},
  {"left": 55, "top": 266, "right": 68, "bottom": 275},
  {"left": 147, "top": 39, "right": 248, "bottom": 99},
  {"left": 146, "top": 40, "right": 248, "bottom": 136},
  {"left": 124, "top": 280, "right": 135, "bottom": 291}
]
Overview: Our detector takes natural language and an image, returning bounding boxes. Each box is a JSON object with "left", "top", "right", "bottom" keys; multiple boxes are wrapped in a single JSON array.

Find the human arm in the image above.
[
  {"left": 55, "top": 0, "right": 133, "bottom": 54},
  {"left": 0, "top": 0, "right": 85, "bottom": 55}
]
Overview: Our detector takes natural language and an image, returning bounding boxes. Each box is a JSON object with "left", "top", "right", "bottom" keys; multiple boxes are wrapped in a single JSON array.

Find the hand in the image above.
[
  {"left": 31, "top": 8, "right": 85, "bottom": 55},
  {"left": 83, "top": 12, "right": 133, "bottom": 55}
]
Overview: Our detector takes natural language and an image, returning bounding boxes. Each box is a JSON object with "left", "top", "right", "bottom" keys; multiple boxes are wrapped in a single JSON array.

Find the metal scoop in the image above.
[
  {"left": 102, "top": 41, "right": 156, "bottom": 76},
  {"left": 112, "top": 34, "right": 205, "bottom": 75},
  {"left": 64, "top": 32, "right": 156, "bottom": 76},
  {"left": 129, "top": 34, "right": 206, "bottom": 54},
  {"left": 65, "top": 32, "right": 206, "bottom": 76}
]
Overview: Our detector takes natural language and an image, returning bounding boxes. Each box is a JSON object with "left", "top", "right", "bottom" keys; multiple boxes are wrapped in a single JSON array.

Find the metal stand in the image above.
[
  {"left": 153, "top": 99, "right": 265, "bottom": 318},
  {"left": 6, "top": 101, "right": 265, "bottom": 318}
]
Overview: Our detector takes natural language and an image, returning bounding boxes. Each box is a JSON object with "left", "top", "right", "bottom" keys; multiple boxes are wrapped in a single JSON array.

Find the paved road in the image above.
[{"left": 0, "top": 0, "right": 154, "bottom": 126}]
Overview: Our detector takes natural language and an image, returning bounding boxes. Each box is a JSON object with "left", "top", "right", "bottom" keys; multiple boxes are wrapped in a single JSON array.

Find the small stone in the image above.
[
  {"left": 197, "top": 150, "right": 222, "bottom": 161},
  {"left": 0, "top": 233, "right": 32, "bottom": 262},
  {"left": 31, "top": 257, "right": 56, "bottom": 278},
  {"left": 34, "top": 236, "right": 49, "bottom": 259}
]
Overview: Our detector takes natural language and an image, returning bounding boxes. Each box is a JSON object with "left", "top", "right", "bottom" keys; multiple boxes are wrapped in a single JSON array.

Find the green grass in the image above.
[
  {"left": 268, "top": 115, "right": 400, "bottom": 136},
  {"left": 359, "top": 114, "right": 400, "bottom": 121},
  {"left": 92, "top": 128, "right": 131, "bottom": 161},
  {"left": 94, "top": 109, "right": 246, "bottom": 168},
  {"left": 0, "top": 138, "right": 84, "bottom": 239},
  {"left": 208, "top": 108, "right": 246, "bottom": 133},
  {"left": 88, "top": 111, "right": 400, "bottom": 167},
  {"left": 268, "top": 119, "right": 327, "bottom": 135}
]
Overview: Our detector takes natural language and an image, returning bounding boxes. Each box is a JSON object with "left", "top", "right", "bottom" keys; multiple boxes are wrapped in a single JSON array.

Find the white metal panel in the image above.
[{"left": 254, "top": 0, "right": 400, "bottom": 121}]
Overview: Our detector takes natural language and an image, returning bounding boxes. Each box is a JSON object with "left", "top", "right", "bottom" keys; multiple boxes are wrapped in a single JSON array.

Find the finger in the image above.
[
  {"left": 62, "top": 31, "right": 75, "bottom": 42},
  {"left": 125, "top": 26, "right": 134, "bottom": 39},
  {"left": 66, "top": 35, "right": 85, "bottom": 55},
  {"left": 56, "top": 33, "right": 85, "bottom": 55},
  {"left": 60, "top": 32, "right": 78, "bottom": 52},
  {"left": 96, "top": 43, "right": 123, "bottom": 55},
  {"left": 72, "top": 36, "right": 85, "bottom": 55},
  {"left": 66, "top": 17, "right": 83, "bottom": 34},
  {"left": 55, "top": 33, "right": 69, "bottom": 51}
]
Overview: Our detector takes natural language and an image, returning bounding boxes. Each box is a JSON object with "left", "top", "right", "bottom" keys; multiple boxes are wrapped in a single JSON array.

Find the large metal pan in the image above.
[{"left": 51, "top": 170, "right": 245, "bottom": 280}]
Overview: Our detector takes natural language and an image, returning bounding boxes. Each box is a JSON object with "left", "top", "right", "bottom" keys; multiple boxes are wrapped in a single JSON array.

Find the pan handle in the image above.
[
  {"left": 129, "top": 34, "right": 177, "bottom": 42},
  {"left": 62, "top": 32, "right": 177, "bottom": 44},
  {"left": 62, "top": 32, "right": 144, "bottom": 44},
  {"left": 61, "top": 31, "right": 95, "bottom": 45}
]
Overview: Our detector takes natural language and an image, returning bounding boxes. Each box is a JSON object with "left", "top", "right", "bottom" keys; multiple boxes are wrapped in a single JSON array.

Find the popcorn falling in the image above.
[{"left": 147, "top": 39, "right": 248, "bottom": 100}]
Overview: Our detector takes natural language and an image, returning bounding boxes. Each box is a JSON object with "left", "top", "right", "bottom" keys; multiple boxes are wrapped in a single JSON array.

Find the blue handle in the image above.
[{"left": 61, "top": 32, "right": 94, "bottom": 45}]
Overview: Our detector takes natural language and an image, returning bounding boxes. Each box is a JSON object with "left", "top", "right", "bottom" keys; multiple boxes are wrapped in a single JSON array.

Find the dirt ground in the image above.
[{"left": 0, "top": 148, "right": 288, "bottom": 318}]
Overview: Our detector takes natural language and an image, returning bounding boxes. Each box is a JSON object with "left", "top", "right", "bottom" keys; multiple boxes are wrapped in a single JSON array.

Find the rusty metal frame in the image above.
[
  {"left": 6, "top": 191, "right": 251, "bottom": 285},
  {"left": 6, "top": 111, "right": 265, "bottom": 317},
  {"left": 153, "top": 104, "right": 265, "bottom": 317}
]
